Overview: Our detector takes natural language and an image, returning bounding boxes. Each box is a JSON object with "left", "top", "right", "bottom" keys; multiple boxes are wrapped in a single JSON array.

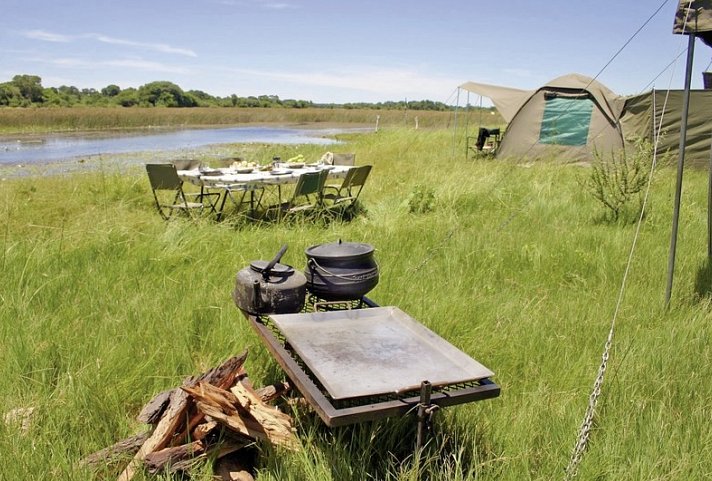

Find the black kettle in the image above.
[{"left": 233, "top": 245, "right": 307, "bottom": 315}]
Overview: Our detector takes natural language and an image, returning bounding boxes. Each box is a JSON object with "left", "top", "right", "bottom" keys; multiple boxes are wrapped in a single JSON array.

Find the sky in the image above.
[{"left": 1, "top": 0, "right": 711, "bottom": 104}]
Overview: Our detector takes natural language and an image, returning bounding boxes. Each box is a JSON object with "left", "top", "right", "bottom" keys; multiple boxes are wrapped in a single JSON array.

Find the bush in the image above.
[
  {"left": 579, "top": 137, "right": 666, "bottom": 223},
  {"left": 406, "top": 184, "right": 436, "bottom": 214}
]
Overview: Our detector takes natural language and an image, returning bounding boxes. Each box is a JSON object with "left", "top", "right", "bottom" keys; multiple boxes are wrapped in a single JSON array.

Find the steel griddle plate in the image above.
[{"left": 268, "top": 306, "right": 494, "bottom": 400}]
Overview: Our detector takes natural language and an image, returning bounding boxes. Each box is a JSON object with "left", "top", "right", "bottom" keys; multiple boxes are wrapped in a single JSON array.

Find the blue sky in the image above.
[{"left": 1, "top": 0, "right": 710, "bottom": 104}]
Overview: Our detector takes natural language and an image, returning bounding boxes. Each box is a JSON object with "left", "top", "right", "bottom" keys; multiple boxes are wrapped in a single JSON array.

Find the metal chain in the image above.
[
  {"left": 564, "top": 3, "right": 687, "bottom": 477},
  {"left": 563, "top": 326, "right": 614, "bottom": 480}
]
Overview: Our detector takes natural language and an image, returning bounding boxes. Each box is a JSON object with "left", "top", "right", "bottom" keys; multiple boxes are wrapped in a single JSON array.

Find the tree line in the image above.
[{"left": 0, "top": 74, "right": 452, "bottom": 111}]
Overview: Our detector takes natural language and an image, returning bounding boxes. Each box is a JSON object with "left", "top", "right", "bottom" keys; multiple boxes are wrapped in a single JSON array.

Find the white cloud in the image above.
[
  {"left": 18, "top": 29, "right": 196, "bottom": 57},
  {"left": 22, "top": 30, "right": 72, "bottom": 42},
  {"left": 221, "top": 66, "right": 458, "bottom": 101},
  {"left": 90, "top": 34, "right": 197, "bottom": 57},
  {"left": 46, "top": 57, "right": 190, "bottom": 74}
]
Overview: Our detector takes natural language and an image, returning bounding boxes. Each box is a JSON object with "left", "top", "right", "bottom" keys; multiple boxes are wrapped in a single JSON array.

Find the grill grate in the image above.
[{"left": 256, "top": 295, "right": 490, "bottom": 410}]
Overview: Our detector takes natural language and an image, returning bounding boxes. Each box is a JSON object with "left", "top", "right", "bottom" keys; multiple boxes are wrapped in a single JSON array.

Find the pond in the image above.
[{"left": 0, "top": 126, "right": 357, "bottom": 167}]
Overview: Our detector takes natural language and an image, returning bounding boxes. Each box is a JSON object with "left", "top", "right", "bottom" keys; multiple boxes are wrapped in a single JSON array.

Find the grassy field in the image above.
[
  {"left": 0, "top": 107, "right": 502, "bottom": 134},
  {"left": 1, "top": 126, "right": 711, "bottom": 481}
]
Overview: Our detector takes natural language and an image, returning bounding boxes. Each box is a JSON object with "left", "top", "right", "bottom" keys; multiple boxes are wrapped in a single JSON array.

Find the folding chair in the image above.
[
  {"left": 322, "top": 165, "right": 372, "bottom": 209},
  {"left": 145, "top": 163, "right": 219, "bottom": 220},
  {"left": 331, "top": 152, "right": 356, "bottom": 166},
  {"left": 272, "top": 169, "right": 329, "bottom": 220}
]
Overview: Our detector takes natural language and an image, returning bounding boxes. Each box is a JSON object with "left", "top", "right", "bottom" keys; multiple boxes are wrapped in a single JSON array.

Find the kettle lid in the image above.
[{"left": 250, "top": 260, "right": 294, "bottom": 276}]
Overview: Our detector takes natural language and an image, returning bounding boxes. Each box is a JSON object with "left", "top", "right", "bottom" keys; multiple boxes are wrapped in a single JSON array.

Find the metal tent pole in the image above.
[
  {"left": 708, "top": 131, "right": 712, "bottom": 258},
  {"left": 665, "top": 34, "right": 697, "bottom": 305}
]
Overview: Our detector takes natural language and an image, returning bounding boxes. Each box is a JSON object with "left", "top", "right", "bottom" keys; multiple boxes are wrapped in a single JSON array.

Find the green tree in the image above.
[
  {"left": 0, "top": 83, "right": 22, "bottom": 106},
  {"left": 137, "top": 81, "right": 196, "bottom": 107},
  {"left": 114, "top": 88, "right": 139, "bottom": 107},
  {"left": 12, "top": 74, "right": 45, "bottom": 103},
  {"left": 101, "top": 84, "right": 121, "bottom": 97}
]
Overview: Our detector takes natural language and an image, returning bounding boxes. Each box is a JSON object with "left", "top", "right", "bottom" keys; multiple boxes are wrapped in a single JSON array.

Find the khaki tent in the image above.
[{"left": 460, "top": 73, "right": 712, "bottom": 164}]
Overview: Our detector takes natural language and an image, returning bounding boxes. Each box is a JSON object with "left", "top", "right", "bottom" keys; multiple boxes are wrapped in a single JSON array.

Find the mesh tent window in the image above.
[{"left": 538, "top": 95, "right": 594, "bottom": 146}]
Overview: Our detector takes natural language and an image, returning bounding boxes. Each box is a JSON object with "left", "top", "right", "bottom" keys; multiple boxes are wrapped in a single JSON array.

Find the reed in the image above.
[
  {"left": 0, "top": 107, "right": 490, "bottom": 134},
  {"left": 1, "top": 127, "right": 710, "bottom": 480}
]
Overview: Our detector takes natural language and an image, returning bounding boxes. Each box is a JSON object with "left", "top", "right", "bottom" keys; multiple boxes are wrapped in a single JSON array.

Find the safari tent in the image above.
[{"left": 459, "top": 73, "right": 712, "bottom": 164}]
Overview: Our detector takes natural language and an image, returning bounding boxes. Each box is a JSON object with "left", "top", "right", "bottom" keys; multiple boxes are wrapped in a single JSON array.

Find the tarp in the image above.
[
  {"left": 458, "top": 81, "right": 532, "bottom": 123},
  {"left": 673, "top": 0, "right": 712, "bottom": 46},
  {"left": 621, "top": 89, "right": 712, "bottom": 166}
]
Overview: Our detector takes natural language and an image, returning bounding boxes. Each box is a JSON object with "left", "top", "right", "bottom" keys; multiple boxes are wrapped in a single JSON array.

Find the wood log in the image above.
[
  {"left": 117, "top": 387, "right": 190, "bottom": 481},
  {"left": 255, "top": 381, "right": 291, "bottom": 403},
  {"left": 144, "top": 440, "right": 205, "bottom": 474},
  {"left": 214, "top": 455, "right": 255, "bottom": 481},
  {"left": 150, "top": 438, "right": 248, "bottom": 475},
  {"left": 117, "top": 352, "right": 248, "bottom": 481},
  {"left": 174, "top": 351, "right": 249, "bottom": 445},
  {"left": 192, "top": 420, "right": 218, "bottom": 441},
  {"left": 79, "top": 431, "right": 151, "bottom": 469},
  {"left": 136, "top": 389, "right": 172, "bottom": 424},
  {"left": 231, "top": 382, "right": 298, "bottom": 451}
]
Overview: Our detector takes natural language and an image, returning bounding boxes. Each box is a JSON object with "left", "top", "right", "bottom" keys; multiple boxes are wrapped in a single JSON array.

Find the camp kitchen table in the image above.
[
  {"left": 241, "top": 297, "right": 500, "bottom": 430},
  {"left": 178, "top": 165, "right": 352, "bottom": 220}
]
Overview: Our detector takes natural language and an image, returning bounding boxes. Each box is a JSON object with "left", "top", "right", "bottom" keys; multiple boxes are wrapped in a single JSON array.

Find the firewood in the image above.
[
  {"left": 214, "top": 455, "right": 255, "bottom": 481},
  {"left": 117, "top": 352, "right": 248, "bottom": 481},
  {"left": 192, "top": 420, "right": 218, "bottom": 441},
  {"left": 117, "top": 388, "right": 190, "bottom": 481},
  {"left": 184, "top": 382, "right": 297, "bottom": 450},
  {"left": 255, "top": 381, "right": 291, "bottom": 403},
  {"left": 143, "top": 440, "right": 205, "bottom": 474},
  {"left": 231, "top": 382, "right": 298, "bottom": 451},
  {"left": 149, "top": 438, "right": 249, "bottom": 475},
  {"left": 174, "top": 351, "right": 249, "bottom": 445},
  {"left": 79, "top": 431, "right": 151, "bottom": 469},
  {"left": 136, "top": 389, "right": 172, "bottom": 424}
]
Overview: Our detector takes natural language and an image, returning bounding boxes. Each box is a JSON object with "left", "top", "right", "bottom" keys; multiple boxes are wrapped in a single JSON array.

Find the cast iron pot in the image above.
[
  {"left": 233, "top": 245, "right": 307, "bottom": 315},
  {"left": 304, "top": 240, "right": 379, "bottom": 301}
]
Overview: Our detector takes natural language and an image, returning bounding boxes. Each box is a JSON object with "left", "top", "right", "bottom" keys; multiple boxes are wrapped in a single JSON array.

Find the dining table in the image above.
[{"left": 178, "top": 164, "right": 352, "bottom": 220}]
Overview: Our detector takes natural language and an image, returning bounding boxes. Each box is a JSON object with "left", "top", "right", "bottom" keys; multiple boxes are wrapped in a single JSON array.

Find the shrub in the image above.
[
  {"left": 579, "top": 137, "right": 666, "bottom": 223},
  {"left": 406, "top": 184, "right": 436, "bottom": 214}
]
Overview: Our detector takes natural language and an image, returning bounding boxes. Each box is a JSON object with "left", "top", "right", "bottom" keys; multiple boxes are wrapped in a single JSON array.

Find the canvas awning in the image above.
[{"left": 458, "top": 81, "right": 533, "bottom": 123}]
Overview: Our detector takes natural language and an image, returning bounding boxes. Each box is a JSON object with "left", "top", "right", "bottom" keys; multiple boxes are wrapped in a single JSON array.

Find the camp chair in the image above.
[
  {"left": 331, "top": 152, "right": 356, "bottom": 166},
  {"left": 322, "top": 164, "right": 372, "bottom": 209},
  {"left": 271, "top": 169, "right": 329, "bottom": 220},
  {"left": 145, "top": 163, "right": 219, "bottom": 220}
]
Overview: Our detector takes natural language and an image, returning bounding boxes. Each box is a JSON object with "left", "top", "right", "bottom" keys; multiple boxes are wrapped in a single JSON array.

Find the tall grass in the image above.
[
  {"left": 1, "top": 127, "right": 711, "bottom": 480},
  {"left": 0, "top": 107, "right": 478, "bottom": 134}
]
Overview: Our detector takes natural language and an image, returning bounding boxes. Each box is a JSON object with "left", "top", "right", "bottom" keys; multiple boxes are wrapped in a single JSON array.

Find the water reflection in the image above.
[{"left": 0, "top": 126, "right": 352, "bottom": 166}]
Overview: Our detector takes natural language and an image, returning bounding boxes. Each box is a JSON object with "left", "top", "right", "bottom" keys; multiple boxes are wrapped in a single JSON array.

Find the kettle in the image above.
[{"left": 233, "top": 244, "right": 307, "bottom": 315}]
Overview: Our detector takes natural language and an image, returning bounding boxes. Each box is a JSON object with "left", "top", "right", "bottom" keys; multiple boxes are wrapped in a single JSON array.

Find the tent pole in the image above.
[
  {"left": 452, "top": 88, "right": 460, "bottom": 159},
  {"left": 708, "top": 131, "right": 712, "bottom": 258},
  {"left": 665, "top": 34, "right": 696, "bottom": 306}
]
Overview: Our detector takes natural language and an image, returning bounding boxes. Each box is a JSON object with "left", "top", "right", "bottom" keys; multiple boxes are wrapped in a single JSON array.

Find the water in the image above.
[{"left": 0, "top": 126, "right": 352, "bottom": 166}]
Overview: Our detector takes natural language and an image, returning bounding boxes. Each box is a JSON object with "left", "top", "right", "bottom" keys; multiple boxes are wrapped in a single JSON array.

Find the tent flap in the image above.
[{"left": 458, "top": 81, "right": 533, "bottom": 123}]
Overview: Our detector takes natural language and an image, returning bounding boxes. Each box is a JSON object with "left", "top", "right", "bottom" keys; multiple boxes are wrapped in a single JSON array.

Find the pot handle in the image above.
[
  {"left": 263, "top": 244, "right": 288, "bottom": 280},
  {"left": 307, "top": 257, "right": 378, "bottom": 281}
]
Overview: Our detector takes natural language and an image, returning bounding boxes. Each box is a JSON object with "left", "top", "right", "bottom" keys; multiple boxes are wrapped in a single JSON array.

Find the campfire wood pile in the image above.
[{"left": 80, "top": 351, "right": 296, "bottom": 481}]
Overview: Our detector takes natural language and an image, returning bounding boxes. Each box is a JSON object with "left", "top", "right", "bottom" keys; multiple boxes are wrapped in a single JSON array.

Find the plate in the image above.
[
  {"left": 199, "top": 170, "right": 222, "bottom": 176},
  {"left": 270, "top": 169, "right": 292, "bottom": 175},
  {"left": 235, "top": 168, "right": 254, "bottom": 174},
  {"left": 287, "top": 162, "right": 305, "bottom": 169}
]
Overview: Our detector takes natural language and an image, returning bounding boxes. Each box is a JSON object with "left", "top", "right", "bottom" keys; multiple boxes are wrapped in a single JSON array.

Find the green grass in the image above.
[
  {"left": 0, "top": 107, "right": 476, "bottom": 134},
  {"left": 1, "top": 127, "right": 711, "bottom": 480}
]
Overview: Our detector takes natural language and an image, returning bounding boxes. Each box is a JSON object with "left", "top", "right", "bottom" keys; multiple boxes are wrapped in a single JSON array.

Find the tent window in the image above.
[{"left": 539, "top": 96, "right": 593, "bottom": 146}]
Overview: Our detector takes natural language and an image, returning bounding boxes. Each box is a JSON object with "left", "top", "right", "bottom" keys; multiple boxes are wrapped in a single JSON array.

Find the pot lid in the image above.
[
  {"left": 250, "top": 260, "right": 294, "bottom": 276},
  {"left": 305, "top": 240, "right": 374, "bottom": 258}
]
